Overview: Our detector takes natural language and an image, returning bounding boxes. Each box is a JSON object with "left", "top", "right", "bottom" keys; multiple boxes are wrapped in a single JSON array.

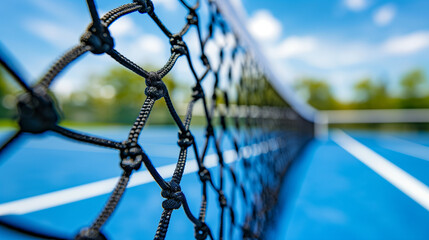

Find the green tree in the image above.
[
  {"left": 61, "top": 66, "right": 179, "bottom": 124},
  {"left": 399, "top": 69, "right": 427, "bottom": 108},
  {"left": 401, "top": 69, "right": 425, "bottom": 98},
  {"left": 295, "top": 78, "right": 337, "bottom": 110},
  {"left": 353, "top": 78, "right": 391, "bottom": 109},
  {"left": 92, "top": 67, "right": 177, "bottom": 124}
]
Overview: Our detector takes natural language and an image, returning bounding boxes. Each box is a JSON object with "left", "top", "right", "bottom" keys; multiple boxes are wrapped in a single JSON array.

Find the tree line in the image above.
[
  {"left": 0, "top": 66, "right": 182, "bottom": 125},
  {"left": 0, "top": 66, "right": 427, "bottom": 124},
  {"left": 295, "top": 69, "right": 428, "bottom": 110}
]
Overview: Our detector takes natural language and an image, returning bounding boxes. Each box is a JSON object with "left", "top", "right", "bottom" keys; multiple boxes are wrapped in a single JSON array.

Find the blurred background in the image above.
[
  {"left": 0, "top": 0, "right": 428, "bottom": 127},
  {"left": 242, "top": 0, "right": 429, "bottom": 111},
  {"left": 0, "top": 1, "right": 429, "bottom": 239}
]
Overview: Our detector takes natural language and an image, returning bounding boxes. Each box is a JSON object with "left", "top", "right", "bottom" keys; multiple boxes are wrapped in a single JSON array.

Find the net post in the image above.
[{"left": 314, "top": 112, "right": 329, "bottom": 140}]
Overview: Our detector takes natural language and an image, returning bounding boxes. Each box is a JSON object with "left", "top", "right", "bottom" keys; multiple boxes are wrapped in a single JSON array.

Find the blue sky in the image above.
[
  {"left": 239, "top": 0, "right": 429, "bottom": 99},
  {"left": 0, "top": 0, "right": 428, "bottom": 102}
]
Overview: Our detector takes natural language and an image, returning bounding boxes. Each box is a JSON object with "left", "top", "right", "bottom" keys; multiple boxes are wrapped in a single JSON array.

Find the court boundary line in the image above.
[
  {"left": 332, "top": 129, "right": 429, "bottom": 211},
  {"left": 380, "top": 135, "right": 429, "bottom": 162},
  {"left": 0, "top": 152, "right": 233, "bottom": 216},
  {"left": 0, "top": 140, "right": 276, "bottom": 216}
]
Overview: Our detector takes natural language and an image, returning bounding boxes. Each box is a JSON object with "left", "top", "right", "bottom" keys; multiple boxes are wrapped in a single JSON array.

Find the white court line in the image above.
[
  {"left": 0, "top": 151, "right": 232, "bottom": 216},
  {"left": 0, "top": 140, "right": 277, "bottom": 216},
  {"left": 332, "top": 129, "right": 429, "bottom": 211},
  {"left": 379, "top": 136, "right": 429, "bottom": 162}
]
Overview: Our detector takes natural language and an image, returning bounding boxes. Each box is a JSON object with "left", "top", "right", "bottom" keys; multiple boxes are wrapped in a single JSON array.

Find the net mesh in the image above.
[{"left": 0, "top": 0, "right": 313, "bottom": 239}]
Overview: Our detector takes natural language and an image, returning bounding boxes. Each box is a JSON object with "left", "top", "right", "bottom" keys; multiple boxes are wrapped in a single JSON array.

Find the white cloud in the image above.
[
  {"left": 154, "top": 0, "right": 179, "bottom": 11},
  {"left": 274, "top": 36, "right": 318, "bottom": 58},
  {"left": 269, "top": 31, "right": 429, "bottom": 69},
  {"left": 28, "top": 0, "right": 78, "bottom": 21},
  {"left": 257, "top": 29, "right": 429, "bottom": 101},
  {"left": 373, "top": 4, "right": 396, "bottom": 26},
  {"left": 343, "top": 0, "right": 368, "bottom": 11},
  {"left": 137, "top": 35, "right": 166, "bottom": 55},
  {"left": 247, "top": 10, "right": 282, "bottom": 42},
  {"left": 302, "top": 43, "right": 373, "bottom": 68},
  {"left": 265, "top": 36, "right": 372, "bottom": 69},
  {"left": 383, "top": 31, "right": 429, "bottom": 55},
  {"left": 25, "top": 19, "right": 76, "bottom": 48},
  {"left": 109, "top": 18, "right": 137, "bottom": 37},
  {"left": 110, "top": 33, "right": 168, "bottom": 68}
]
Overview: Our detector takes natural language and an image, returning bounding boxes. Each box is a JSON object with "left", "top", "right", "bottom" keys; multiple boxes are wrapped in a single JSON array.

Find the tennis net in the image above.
[{"left": 0, "top": 0, "right": 315, "bottom": 239}]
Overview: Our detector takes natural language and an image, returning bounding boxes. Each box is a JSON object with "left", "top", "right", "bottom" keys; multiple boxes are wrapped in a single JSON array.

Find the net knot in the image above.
[
  {"left": 234, "top": 117, "right": 240, "bottom": 129},
  {"left": 242, "top": 158, "right": 250, "bottom": 168},
  {"left": 119, "top": 142, "right": 144, "bottom": 173},
  {"left": 205, "top": 125, "right": 214, "bottom": 137},
  {"left": 241, "top": 226, "right": 257, "bottom": 239},
  {"left": 192, "top": 85, "right": 204, "bottom": 100},
  {"left": 133, "top": 0, "right": 154, "bottom": 14},
  {"left": 161, "top": 181, "right": 182, "bottom": 210},
  {"left": 75, "top": 228, "right": 107, "bottom": 240},
  {"left": 80, "top": 23, "right": 114, "bottom": 54},
  {"left": 200, "top": 54, "right": 210, "bottom": 67},
  {"left": 218, "top": 190, "right": 227, "bottom": 207},
  {"left": 170, "top": 35, "right": 187, "bottom": 55},
  {"left": 186, "top": 11, "right": 198, "bottom": 25},
  {"left": 17, "top": 87, "right": 59, "bottom": 134},
  {"left": 194, "top": 222, "right": 209, "bottom": 240},
  {"left": 220, "top": 115, "right": 226, "bottom": 130},
  {"left": 145, "top": 72, "right": 165, "bottom": 100},
  {"left": 177, "top": 130, "right": 194, "bottom": 148},
  {"left": 198, "top": 167, "right": 211, "bottom": 182}
]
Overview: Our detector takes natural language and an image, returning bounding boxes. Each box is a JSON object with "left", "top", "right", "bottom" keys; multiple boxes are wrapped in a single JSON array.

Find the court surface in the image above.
[{"left": 0, "top": 127, "right": 428, "bottom": 239}]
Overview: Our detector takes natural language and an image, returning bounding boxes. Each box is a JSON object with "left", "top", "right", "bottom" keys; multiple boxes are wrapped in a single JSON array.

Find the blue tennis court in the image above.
[
  {"left": 0, "top": 0, "right": 428, "bottom": 238},
  {"left": 1, "top": 127, "right": 428, "bottom": 239}
]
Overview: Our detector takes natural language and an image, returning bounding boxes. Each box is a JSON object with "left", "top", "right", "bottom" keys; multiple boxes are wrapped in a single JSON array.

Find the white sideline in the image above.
[
  {"left": 332, "top": 129, "right": 429, "bottom": 211},
  {"left": 0, "top": 140, "right": 277, "bottom": 216},
  {"left": 380, "top": 136, "right": 429, "bottom": 162},
  {"left": 0, "top": 151, "right": 233, "bottom": 216}
]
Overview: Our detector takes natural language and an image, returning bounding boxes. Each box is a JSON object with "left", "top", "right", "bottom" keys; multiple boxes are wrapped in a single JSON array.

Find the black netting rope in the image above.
[{"left": 0, "top": 0, "right": 314, "bottom": 239}]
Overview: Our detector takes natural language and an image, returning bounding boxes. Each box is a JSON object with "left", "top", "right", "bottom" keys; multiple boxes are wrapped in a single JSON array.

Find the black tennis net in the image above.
[{"left": 0, "top": 0, "right": 314, "bottom": 239}]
